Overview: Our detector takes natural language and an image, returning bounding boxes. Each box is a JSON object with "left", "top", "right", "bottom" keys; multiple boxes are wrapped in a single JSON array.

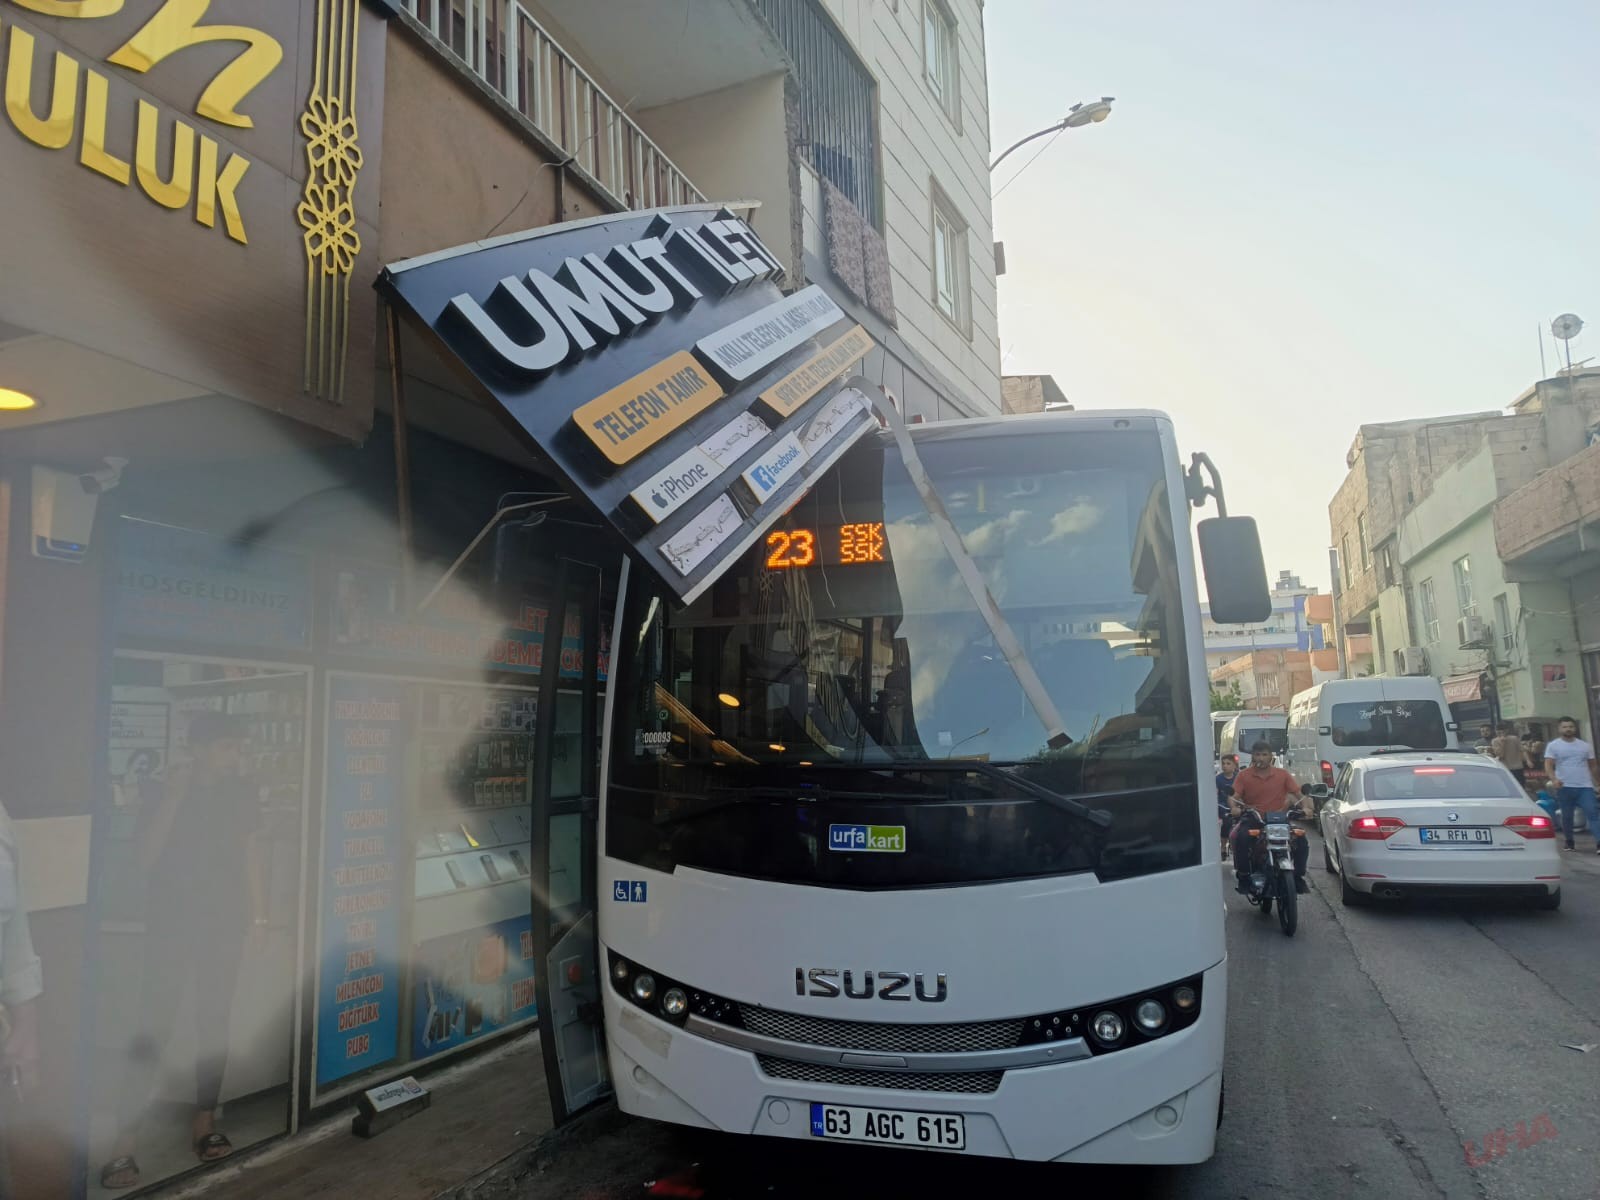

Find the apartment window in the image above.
[
  {"left": 1494, "top": 593, "right": 1513, "bottom": 653},
  {"left": 1377, "top": 544, "right": 1395, "bottom": 588},
  {"left": 1357, "top": 514, "right": 1369, "bottom": 568},
  {"left": 1372, "top": 614, "right": 1384, "bottom": 671},
  {"left": 1418, "top": 578, "right": 1439, "bottom": 644},
  {"left": 754, "top": 0, "right": 882, "bottom": 228},
  {"left": 1340, "top": 535, "right": 1352, "bottom": 589},
  {"left": 1453, "top": 555, "right": 1476, "bottom": 617},
  {"left": 931, "top": 184, "right": 970, "bottom": 332},
  {"left": 923, "top": 1, "right": 961, "bottom": 125},
  {"left": 1260, "top": 673, "right": 1281, "bottom": 698}
]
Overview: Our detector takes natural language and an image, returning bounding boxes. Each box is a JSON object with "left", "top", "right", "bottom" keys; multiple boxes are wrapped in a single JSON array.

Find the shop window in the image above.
[{"left": 92, "top": 653, "right": 311, "bottom": 1193}]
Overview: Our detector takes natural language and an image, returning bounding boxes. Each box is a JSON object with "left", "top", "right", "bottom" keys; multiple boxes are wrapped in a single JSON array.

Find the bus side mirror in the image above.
[{"left": 1197, "top": 516, "right": 1270, "bottom": 624}]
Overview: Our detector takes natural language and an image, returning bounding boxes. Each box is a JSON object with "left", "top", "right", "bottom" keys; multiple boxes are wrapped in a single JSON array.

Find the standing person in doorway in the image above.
[
  {"left": 100, "top": 713, "right": 267, "bottom": 1191},
  {"left": 1544, "top": 716, "right": 1600, "bottom": 854},
  {"left": 1491, "top": 724, "right": 1528, "bottom": 786}
]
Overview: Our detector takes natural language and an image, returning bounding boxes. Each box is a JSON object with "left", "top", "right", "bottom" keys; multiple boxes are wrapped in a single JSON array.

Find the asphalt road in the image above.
[{"left": 509, "top": 834, "right": 1600, "bottom": 1200}]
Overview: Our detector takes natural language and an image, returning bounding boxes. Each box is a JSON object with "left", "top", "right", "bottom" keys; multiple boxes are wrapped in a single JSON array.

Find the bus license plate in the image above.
[
  {"left": 1419, "top": 827, "right": 1494, "bottom": 844},
  {"left": 809, "top": 1103, "right": 965, "bottom": 1151}
]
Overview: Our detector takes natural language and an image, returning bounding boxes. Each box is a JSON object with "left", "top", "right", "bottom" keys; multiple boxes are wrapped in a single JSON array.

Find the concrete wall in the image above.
[
  {"left": 637, "top": 73, "right": 796, "bottom": 279},
  {"left": 1507, "top": 578, "right": 1588, "bottom": 725},
  {"left": 814, "top": 0, "right": 1001, "bottom": 411},
  {"left": 378, "top": 33, "right": 612, "bottom": 267},
  {"left": 1495, "top": 440, "right": 1600, "bottom": 566}
]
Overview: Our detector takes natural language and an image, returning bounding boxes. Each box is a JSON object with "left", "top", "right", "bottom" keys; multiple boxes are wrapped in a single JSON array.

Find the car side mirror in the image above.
[
  {"left": 1197, "top": 516, "right": 1270, "bottom": 624},
  {"left": 1306, "top": 784, "right": 1329, "bottom": 799}
]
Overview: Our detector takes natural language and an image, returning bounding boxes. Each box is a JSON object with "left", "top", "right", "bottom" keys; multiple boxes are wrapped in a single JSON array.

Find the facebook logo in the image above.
[
  {"left": 750, "top": 465, "right": 776, "bottom": 491},
  {"left": 613, "top": 879, "right": 648, "bottom": 903}
]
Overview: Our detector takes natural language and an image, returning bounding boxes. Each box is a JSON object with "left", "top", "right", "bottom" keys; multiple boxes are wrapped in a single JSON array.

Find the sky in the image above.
[{"left": 984, "top": 0, "right": 1600, "bottom": 594}]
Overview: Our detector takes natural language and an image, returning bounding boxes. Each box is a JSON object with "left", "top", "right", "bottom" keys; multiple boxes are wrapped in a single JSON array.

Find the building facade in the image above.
[
  {"left": 1201, "top": 569, "right": 1323, "bottom": 679},
  {"left": 1326, "top": 373, "right": 1600, "bottom": 738},
  {"left": 0, "top": 2, "right": 998, "bottom": 1195}
]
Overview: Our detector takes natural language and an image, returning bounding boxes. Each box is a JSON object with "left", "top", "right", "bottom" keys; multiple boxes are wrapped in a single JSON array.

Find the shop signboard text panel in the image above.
[{"left": 316, "top": 675, "right": 407, "bottom": 1087}]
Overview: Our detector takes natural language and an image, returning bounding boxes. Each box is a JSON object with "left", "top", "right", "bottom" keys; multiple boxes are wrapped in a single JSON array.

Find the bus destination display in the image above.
[{"left": 765, "top": 523, "right": 889, "bottom": 570}]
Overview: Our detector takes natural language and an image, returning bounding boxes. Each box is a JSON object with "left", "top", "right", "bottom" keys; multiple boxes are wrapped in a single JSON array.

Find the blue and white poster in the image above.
[
  {"left": 316, "top": 676, "right": 408, "bottom": 1086},
  {"left": 411, "top": 912, "right": 538, "bottom": 1058},
  {"left": 115, "top": 518, "right": 311, "bottom": 649}
]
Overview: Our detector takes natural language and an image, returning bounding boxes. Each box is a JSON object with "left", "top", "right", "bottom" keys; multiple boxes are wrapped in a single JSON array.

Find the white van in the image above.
[
  {"left": 1286, "top": 677, "right": 1459, "bottom": 799},
  {"left": 1219, "top": 710, "right": 1288, "bottom": 764}
]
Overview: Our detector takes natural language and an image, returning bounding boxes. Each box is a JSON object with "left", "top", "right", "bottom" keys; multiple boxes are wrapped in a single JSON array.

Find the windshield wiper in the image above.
[
  {"left": 795, "top": 760, "right": 1115, "bottom": 828},
  {"left": 916, "top": 761, "right": 1114, "bottom": 828}
]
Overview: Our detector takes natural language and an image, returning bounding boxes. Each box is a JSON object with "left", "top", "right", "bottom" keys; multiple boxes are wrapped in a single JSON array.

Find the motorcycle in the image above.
[{"left": 1238, "top": 806, "right": 1307, "bottom": 936}]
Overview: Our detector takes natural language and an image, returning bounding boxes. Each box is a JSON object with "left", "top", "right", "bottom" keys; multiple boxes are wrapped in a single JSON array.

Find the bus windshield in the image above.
[{"left": 609, "top": 427, "right": 1202, "bottom": 887}]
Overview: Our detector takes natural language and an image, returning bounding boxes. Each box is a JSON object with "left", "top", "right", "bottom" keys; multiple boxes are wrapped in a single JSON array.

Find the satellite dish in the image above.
[{"left": 1552, "top": 313, "right": 1584, "bottom": 341}]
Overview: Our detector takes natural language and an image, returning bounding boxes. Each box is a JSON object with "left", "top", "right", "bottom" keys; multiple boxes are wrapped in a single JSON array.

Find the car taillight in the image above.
[
  {"left": 1349, "top": 815, "right": 1405, "bottom": 840},
  {"left": 1504, "top": 814, "right": 1555, "bottom": 839},
  {"left": 1320, "top": 760, "right": 1335, "bottom": 785}
]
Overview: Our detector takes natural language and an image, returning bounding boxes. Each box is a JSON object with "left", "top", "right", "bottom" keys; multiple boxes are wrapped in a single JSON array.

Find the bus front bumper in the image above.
[{"left": 605, "top": 958, "right": 1226, "bottom": 1164}]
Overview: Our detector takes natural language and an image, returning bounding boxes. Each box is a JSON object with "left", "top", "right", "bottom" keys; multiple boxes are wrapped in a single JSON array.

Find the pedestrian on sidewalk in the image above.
[
  {"left": 1491, "top": 724, "right": 1527, "bottom": 786},
  {"left": 1543, "top": 716, "right": 1600, "bottom": 853}
]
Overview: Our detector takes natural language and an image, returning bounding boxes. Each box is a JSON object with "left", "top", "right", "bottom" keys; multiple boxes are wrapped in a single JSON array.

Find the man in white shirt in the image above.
[{"left": 1543, "top": 716, "right": 1600, "bottom": 853}]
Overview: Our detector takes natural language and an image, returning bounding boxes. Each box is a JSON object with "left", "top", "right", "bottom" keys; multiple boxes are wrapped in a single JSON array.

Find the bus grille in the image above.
[
  {"left": 736, "top": 1006, "right": 1025, "bottom": 1054},
  {"left": 756, "top": 1055, "right": 1003, "bottom": 1094}
]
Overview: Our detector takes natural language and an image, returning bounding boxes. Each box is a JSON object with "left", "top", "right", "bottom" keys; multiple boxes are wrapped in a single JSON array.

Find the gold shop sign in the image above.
[
  {"left": 0, "top": 0, "right": 369, "bottom": 404},
  {"left": 0, "top": 0, "right": 284, "bottom": 243}
]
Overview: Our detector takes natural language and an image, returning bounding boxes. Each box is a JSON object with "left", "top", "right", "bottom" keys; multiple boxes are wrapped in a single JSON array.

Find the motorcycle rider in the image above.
[{"left": 1230, "top": 739, "right": 1310, "bottom": 894}]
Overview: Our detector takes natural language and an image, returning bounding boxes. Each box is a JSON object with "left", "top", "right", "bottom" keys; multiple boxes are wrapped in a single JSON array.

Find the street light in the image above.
[{"left": 990, "top": 97, "right": 1114, "bottom": 173}]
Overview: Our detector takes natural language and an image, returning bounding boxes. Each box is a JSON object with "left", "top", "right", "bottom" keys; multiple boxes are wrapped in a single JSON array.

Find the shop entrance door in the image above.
[{"left": 528, "top": 561, "right": 612, "bottom": 1122}]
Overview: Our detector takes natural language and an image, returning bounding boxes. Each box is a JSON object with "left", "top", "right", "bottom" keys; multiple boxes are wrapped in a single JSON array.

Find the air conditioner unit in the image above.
[
  {"left": 1398, "top": 647, "right": 1428, "bottom": 675},
  {"left": 1457, "top": 614, "right": 1488, "bottom": 649}
]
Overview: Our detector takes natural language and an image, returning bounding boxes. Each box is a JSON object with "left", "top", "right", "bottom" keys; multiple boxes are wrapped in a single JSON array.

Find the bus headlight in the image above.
[
  {"left": 632, "top": 973, "right": 657, "bottom": 1004},
  {"left": 1134, "top": 999, "right": 1167, "bottom": 1033},
  {"left": 661, "top": 988, "right": 688, "bottom": 1019},
  {"left": 1172, "top": 985, "right": 1197, "bottom": 1012},
  {"left": 611, "top": 957, "right": 631, "bottom": 983},
  {"left": 1090, "top": 1010, "right": 1125, "bottom": 1045}
]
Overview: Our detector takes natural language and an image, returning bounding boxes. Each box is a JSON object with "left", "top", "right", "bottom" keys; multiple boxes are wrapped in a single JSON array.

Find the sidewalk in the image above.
[{"left": 149, "top": 1034, "right": 554, "bottom": 1200}]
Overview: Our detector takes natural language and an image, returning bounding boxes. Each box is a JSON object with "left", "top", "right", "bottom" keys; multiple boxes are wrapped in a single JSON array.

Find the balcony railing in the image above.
[{"left": 401, "top": 0, "right": 705, "bottom": 212}]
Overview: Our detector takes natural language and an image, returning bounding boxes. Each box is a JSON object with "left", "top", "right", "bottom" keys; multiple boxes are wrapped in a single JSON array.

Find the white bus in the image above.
[{"left": 595, "top": 411, "right": 1266, "bottom": 1164}]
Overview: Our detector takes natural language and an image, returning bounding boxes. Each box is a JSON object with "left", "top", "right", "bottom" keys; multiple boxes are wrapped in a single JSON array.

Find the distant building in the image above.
[
  {"left": 1001, "top": 374, "right": 1071, "bottom": 415},
  {"left": 1326, "top": 370, "right": 1600, "bottom": 737},
  {"left": 1202, "top": 569, "right": 1324, "bottom": 679},
  {"left": 1209, "top": 647, "right": 1336, "bottom": 708}
]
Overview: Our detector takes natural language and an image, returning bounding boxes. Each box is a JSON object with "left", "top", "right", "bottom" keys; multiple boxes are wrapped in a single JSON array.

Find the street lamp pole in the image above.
[{"left": 990, "top": 97, "right": 1114, "bottom": 173}]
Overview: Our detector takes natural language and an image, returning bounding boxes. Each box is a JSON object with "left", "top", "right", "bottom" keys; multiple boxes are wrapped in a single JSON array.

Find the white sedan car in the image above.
[{"left": 1313, "top": 752, "right": 1561, "bottom": 909}]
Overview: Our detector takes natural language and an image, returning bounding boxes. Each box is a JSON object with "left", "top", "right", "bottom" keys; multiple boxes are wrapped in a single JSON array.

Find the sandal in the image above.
[
  {"left": 194, "top": 1131, "right": 234, "bottom": 1162},
  {"left": 100, "top": 1155, "right": 141, "bottom": 1190}
]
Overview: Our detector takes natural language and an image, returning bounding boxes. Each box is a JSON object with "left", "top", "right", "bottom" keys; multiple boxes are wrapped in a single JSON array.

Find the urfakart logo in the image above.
[
  {"left": 795, "top": 968, "right": 948, "bottom": 1002},
  {"left": 827, "top": 823, "right": 906, "bottom": 853}
]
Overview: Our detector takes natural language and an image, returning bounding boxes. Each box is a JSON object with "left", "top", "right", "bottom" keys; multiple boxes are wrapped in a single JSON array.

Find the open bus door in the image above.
[{"left": 528, "top": 558, "right": 613, "bottom": 1122}]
